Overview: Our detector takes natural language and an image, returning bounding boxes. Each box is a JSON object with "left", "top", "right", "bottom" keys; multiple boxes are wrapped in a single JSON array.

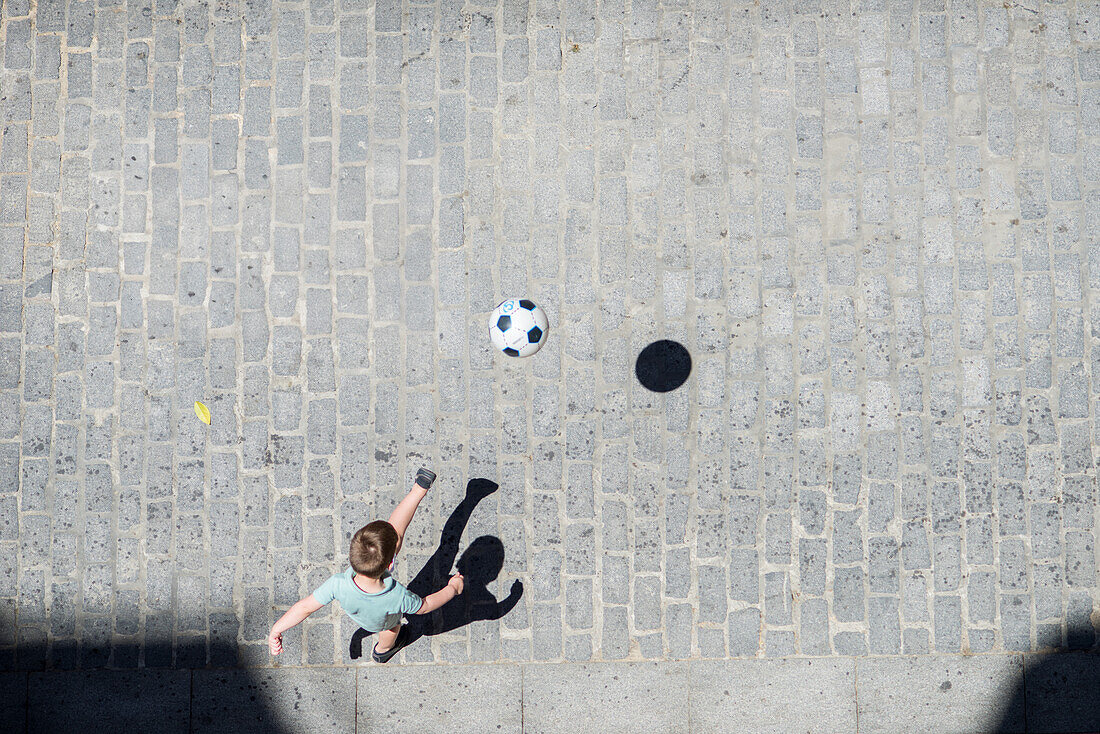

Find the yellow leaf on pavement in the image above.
[{"left": 194, "top": 401, "right": 211, "bottom": 425}]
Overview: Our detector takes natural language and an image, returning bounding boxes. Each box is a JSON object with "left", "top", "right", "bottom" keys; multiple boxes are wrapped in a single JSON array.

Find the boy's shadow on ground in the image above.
[{"left": 350, "top": 479, "right": 523, "bottom": 658}]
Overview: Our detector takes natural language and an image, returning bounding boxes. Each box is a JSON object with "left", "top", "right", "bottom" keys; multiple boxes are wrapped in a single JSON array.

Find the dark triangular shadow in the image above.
[
  {"left": 402, "top": 478, "right": 523, "bottom": 643},
  {"left": 2, "top": 640, "right": 292, "bottom": 733},
  {"left": 990, "top": 623, "right": 1100, "bottom": 733}
]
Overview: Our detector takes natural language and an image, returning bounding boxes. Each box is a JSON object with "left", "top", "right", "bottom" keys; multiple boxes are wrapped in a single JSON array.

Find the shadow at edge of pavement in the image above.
[
  {"left": 990, "top": 623, "right": 1100, "bottom": 734},
  {"left": 0, "top": 478, "right": 528, "bottom": 732},
  {"left": 0, "top": 639, "right": 295, "bottom": 734}
]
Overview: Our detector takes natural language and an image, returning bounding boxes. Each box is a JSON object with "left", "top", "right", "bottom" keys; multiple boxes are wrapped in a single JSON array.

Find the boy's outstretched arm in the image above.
[
  {"left": 413, "top": 573, "right": 464, "bottom": 614},
  {"left": 268, "top": 595, "right": 324, "bottom": 655}
]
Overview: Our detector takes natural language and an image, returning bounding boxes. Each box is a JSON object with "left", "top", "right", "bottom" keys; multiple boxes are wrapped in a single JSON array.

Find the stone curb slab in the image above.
[
  {"left": 192, "top": 668, "right": 356, "bottom": 734},
  {"left": 7, "top": 655, "right": 1100, "bottom": 731},
  {"left": 691, "top": 658, "right": 856, "bottom": 733},
  {"left": 1022, "top": 652, "right": 1100, "bottom": 734},
  {"left": 359, "top": 663, "right": 522, "bottom": 734},
  {"left": 26, "top": 669, "right": 190, "bottom": 733},
  {"left": 522, "top": 661, "right": 689, "bottom": 734},
  {"left": 855, "top": 655, "right": 1023, "bottom": 734}
]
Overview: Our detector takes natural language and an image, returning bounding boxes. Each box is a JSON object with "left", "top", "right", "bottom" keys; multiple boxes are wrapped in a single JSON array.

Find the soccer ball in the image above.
[{"left": 488, "top": 299, "right": 549, "bottom": 358}]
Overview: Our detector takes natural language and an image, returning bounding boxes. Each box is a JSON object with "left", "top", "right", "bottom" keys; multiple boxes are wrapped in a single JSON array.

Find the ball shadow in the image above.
[{"left": 635, "top": 339, "right": 692, "bottom": 393}]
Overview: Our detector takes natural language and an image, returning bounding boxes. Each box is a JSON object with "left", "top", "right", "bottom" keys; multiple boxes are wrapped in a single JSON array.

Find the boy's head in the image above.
[{"left": 349, "top": 521, "right": 398, "bottom": 578}]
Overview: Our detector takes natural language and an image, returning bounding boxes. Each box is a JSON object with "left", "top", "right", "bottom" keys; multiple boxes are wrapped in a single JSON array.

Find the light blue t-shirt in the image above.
[{"left": 312, "top": 566, "right": 423, "bottom": 633}]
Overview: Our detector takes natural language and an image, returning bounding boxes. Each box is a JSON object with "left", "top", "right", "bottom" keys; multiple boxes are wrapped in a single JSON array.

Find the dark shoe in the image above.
[
  {"left": 415, "top": 468, "right": 436, "bottom": 489},
  {"left": 371, "top": 626, "right": 410, "bottom": 664}
]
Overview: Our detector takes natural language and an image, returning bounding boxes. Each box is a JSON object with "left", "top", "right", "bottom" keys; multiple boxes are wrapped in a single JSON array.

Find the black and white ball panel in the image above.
[{"left": 489, "top": 298, "right": 550, "bottom": 358}]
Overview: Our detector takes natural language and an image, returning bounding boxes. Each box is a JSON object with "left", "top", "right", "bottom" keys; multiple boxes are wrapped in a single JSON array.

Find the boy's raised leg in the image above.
[
  {"left": 387, "top": 469, "right": 436, "bottom": 537},
  {"left": 374, "top": 624, "right": 400, "bottom": 654},
  {"left": 372, "top": 623, "right": 410, "bottom": 663}
]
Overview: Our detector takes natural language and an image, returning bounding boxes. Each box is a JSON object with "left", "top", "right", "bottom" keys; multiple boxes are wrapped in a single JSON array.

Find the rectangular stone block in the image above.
[
  {"left": 0, "top": 673, "right": 25, "bottom": 729},
  {"left": 524, "top": 662, "right": 688, "bottom": 734},
  {"left": 358, "top": 664, "right": 519, "bottom": 732},
  {"left": 855, "top": 656, "right": 1022, "bottom": 733},
  {"left": 193, "top": 669, "right": 356, "bottom": 734},
  {"left": 1006, "top": 659, "right": 1085, "bottom": 731},
  {"left": 29, "top": 671, "right": 190, "bottom": 732},
  {"left": 691, "top": 659, "right": 855, "bottom": 733},
  {"left": 868, "top": 597, "right": 901, "bottom": 654}
]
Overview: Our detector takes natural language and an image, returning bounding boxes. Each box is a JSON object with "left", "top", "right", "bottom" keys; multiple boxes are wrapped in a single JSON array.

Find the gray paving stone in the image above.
[
  {"left": 193, "top": 669, "right": 354, "bottom": 734},
  {"left": 28, "top": 671, "right": 190, "bottom": 732},
  {"left": 1020, "top": 652, "right": 1100, "bottom": 733},
  {"left": 691, "top": 659, "right": 855, "bottom": 733},
  {"left": 524, "top": 662, "right": 688, "bottom": 734},
  {"left": 360, "top": 665, "right": 520, "bottom": 733},
  {"left": 856, "top": 656, "right": 1023, "bottom": 734}
]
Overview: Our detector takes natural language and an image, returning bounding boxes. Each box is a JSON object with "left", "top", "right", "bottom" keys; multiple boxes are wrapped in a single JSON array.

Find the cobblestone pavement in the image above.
[{"left": 1, "top": 0, "right": 1098, "bottom": 671}]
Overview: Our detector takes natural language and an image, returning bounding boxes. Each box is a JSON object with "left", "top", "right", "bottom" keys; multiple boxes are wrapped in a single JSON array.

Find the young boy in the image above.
[{"left": 268, "top": 468, "right": 464, "bottom": 663}]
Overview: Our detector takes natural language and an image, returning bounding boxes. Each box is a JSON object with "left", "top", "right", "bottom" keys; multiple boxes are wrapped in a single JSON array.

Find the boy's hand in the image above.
[
  {"left": 448, "top": 573, "right": 464, "bottom": 595},
  {"left": 268, "top": 631, "right": 283, "bottom": 655}
]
